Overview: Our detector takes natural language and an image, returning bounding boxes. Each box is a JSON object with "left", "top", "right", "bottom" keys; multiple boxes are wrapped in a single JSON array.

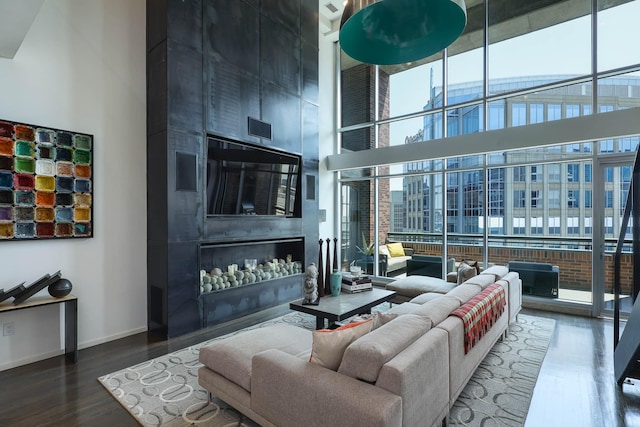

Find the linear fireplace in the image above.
[{"left": 199, "top": 238, "right": 305, "bottom": 327}]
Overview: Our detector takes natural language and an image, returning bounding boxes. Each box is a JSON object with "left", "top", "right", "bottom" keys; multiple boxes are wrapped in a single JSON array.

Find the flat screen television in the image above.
[{"left": 206, "top": 136, "right": 301, "bottom": 217}]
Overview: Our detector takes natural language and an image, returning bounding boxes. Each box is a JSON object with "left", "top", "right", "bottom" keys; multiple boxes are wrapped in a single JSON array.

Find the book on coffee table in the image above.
[{"left": 342, "top": 276, "right": 372, "bottom": 293}]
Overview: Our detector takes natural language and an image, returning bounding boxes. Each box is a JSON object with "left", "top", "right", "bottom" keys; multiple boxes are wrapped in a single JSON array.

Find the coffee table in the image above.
[{"left": 289, "top": 288, "right": 396, "bottom": 329}]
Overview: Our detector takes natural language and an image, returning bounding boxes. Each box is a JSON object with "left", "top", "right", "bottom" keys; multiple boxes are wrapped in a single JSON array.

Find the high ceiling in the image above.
[{"left": 0, "top": 0, "right": 44, "bottom": 59}]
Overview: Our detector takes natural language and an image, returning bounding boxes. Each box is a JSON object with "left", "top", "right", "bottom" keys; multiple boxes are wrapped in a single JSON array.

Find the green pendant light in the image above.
[{"left": 339, "top": 0, "right": 467, "bottom": 65}]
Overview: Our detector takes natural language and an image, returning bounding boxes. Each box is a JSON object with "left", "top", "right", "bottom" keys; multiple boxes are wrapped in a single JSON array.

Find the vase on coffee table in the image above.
[{"left": 330, "top": 269, "right": 341, "bottom": 296}]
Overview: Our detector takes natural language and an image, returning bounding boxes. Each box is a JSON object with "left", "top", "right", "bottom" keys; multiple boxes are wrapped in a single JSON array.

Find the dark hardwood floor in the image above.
[{"left": 1, "top": 306, "right": 640, "bottom": 426}]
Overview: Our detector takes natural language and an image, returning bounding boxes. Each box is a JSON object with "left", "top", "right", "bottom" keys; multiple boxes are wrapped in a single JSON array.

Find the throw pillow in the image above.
[
  {"left": 457, "top": 260, "right": 479, "bottom": 285},
  {"left": 309, "top": 318, "right": 373, "bottom": 370},
  {"left": 386, "top": 242, "right": 405, "bottom": 257}
]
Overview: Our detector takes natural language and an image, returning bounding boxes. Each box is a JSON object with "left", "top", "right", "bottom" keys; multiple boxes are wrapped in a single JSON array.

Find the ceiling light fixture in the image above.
[{"left": 339, "top": 0, "right": 467, "bottom": 65}]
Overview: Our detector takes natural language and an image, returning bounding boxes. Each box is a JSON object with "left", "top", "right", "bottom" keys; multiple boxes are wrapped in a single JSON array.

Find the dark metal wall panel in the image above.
[
  {"left": 261, "top": 82, "right": 302, "bottom": 154},
  {"left": 166, "top": 130, "right": 203, "bottom": 242},
  {"left": 167, "top": 41, "right": 204, "bottom": 133},
  {"left": 205, "top": 56, "right": 261, "bottom": 141},
  {"left": 260, "top": 14, "right": 301, "bottom": 96},
  {"left": 261, "top": 0, "right": 300, "bottom": 35},
  {"left": 203, "top": 216, "right": 303, "bottom": 243},
  {"left": 148, "top": 0, "right": 319, "bottom": 338},
  {"left": 147, "top": 132, "right": 169, "bottom": 245},
  {"left": 302, "top": 41, "right": 319, "bottom": 104},
  {"left": 205, "top": 0, "right": 259, "bottom": 76},
  {"left": 166, "top": 0, "right": 203, "bottom": 51},
  {"left": 302, "top": 101, "right": 319, "bottom": 162},
  {"left": 300, "top": 0, "right": 318, "bottom": 49},
  {"left": 147, "top": 42, "right": 167, "bottom": 137},
  {"left": 166, "top": 242, "right": 202, "bottom": 336},
  {"left": 147, "top": 0, "right": 168, "bottom": 51}
]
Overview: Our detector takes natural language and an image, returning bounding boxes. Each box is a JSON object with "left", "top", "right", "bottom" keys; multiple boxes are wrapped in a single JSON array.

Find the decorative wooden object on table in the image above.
[
  {"left": 13, "top": 271, "right": 62, "bottom": 305},
  {"left": 333, "top": 237, "right": 338, "bottom": 271},
  {"left": 317, "top": 239, "right": 325, "bottom": 297},
  {"left": 325, "top": 238, "right": 332, "bottom": 295}
]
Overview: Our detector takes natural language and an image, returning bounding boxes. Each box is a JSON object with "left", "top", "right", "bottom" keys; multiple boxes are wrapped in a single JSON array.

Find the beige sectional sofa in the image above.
[{"left": 198, "top": 265, "right": 521, "bottom": 427}]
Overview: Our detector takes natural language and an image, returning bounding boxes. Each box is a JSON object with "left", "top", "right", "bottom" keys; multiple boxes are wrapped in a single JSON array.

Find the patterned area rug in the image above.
[
  {"left": 98, "top": 313, "right": 554, "bottom": 427},
  {"left": 449, "top": 314, "right": 555, "bottom": 426}
]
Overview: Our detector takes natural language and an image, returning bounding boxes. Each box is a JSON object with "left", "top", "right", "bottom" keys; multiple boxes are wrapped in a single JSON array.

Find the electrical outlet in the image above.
[{"left": 3, "top": 322, "right": 14, "bottom": 336}]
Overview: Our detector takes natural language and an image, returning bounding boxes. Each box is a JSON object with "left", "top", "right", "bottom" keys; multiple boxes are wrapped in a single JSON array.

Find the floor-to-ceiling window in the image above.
[{"left": 334, "top": 0, "right": 640, "bottom": 315}]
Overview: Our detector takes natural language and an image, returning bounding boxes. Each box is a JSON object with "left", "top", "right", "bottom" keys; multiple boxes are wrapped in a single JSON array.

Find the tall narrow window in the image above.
[
  {"left": 568, "top": 190, "right": 580, "bottom": 208},
  {"left": 567, "top": 164, "right": 580, "bottom": 182}
]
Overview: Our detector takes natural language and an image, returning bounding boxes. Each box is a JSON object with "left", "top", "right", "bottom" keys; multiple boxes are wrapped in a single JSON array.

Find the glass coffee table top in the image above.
[{"left": 289, "top": 287, "right": 396, "bottom": 329}]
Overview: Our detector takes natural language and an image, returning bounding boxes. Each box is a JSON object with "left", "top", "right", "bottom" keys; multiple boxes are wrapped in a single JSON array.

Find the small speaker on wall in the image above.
[
  {"left": 176, "top": 152, "right": 197, "bottom": 192},
  {"left": 248, "top": 117, "right": 272, "bottom": 140},
  {"left": 306, "top": 174, "right": 316, "bottom": 200}
]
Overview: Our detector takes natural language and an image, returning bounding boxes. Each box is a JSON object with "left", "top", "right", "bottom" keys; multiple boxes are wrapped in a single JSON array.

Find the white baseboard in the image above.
[
  {"left": 79, "top": 326, "right": 148, "bottom": 350},
  {"left": 0, "top": 326, "right": 148, "bottom": 372},
  {"left": 0, "top": 349, "right": 64, "bottom": 371}
]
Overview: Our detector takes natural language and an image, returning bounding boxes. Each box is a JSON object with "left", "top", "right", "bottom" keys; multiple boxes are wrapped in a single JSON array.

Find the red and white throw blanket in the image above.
[{"left": 451, "top": 283, "right": 506, "bottom": 354}]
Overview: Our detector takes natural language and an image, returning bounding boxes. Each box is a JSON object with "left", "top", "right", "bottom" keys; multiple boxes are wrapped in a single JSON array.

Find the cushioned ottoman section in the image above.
[
  {"left": 386, "top": 275, "right": 455, "bottom": 299},
  {"left": 462, "top": 273, "right": 497, "bottom": 289},
  {"left": 411, "top": 296, "right": 461, "bottom": 326},
  {"left": 409, "top": 292, "right": 444, "bottom": 304},
  {"left": 339, "top": 314, "right": 432, "bottom": 383},
  {"left": 199, "top": 323, "right": 312, "bottom": 392},
  {"left": 480, "top": 265, "right": 509, "bottom": 282},
  {"left": 446, "top": 284, "right": 483, "bottom": 305}
]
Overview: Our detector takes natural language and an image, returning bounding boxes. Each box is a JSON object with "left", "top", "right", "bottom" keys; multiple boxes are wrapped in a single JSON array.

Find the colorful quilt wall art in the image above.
[{"left": 0, "top": 120, "right": 93, "bottom": 240}]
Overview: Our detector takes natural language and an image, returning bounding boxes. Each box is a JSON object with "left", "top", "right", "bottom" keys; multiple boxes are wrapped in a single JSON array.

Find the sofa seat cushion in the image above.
[
  {"left": 480, "top": 265, "right": 509, "bottom": 282},
  {"left": 462, "top": 273, "right": 498, "bottom": 289},
  {"left": 338, "top": 314, "right": 432, "bottom": 383},
  {"left": 199, "top": 323, "right": 312, "bottom": 392},
  {"left": 446, "top": 284, "right": 483, "bottom": 305},
  {"left": 386, "top": 276, "right": 455, "bottom": 298},
  {"left": 409, "top": 292, "right": 444, "bottom": 304}
]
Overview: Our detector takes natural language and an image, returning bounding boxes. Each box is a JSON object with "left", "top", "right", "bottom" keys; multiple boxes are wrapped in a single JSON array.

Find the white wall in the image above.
[
  {"left": 0, "top": 0, "right": 146, "bottom": 370},
  {"left": 318, "top": 31, "right": 338, "bottom": 242}
]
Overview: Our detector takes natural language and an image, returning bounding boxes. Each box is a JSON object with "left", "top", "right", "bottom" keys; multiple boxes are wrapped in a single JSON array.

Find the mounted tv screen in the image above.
[{"left": 206, "top": 137, "right": 301, "bottom": 217}]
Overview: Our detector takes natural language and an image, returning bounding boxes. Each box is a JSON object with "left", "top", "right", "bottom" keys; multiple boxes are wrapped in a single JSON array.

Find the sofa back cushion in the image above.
[
  {"left": 463, "top": 273, "right": 498, "bottom": 289},
  {"left": 386, "top": 242, "right": 406, "bottom": 257},
  {"left": 446, "top": 283, "right": 483, "bottom": 305},
  {"left": 480, "top": 265, "right": 509, "bottom": 282},
  {"left": 338, "top": 314, "right": 432, "bottom": 383},
  {"left": 411, "top": 295, "right": 461, "bottom": 325}
]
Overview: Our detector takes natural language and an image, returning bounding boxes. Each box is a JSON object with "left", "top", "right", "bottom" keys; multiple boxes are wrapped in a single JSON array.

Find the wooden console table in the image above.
[{"left": 0, "top": 294, "right": 78, "bottom": 363}]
